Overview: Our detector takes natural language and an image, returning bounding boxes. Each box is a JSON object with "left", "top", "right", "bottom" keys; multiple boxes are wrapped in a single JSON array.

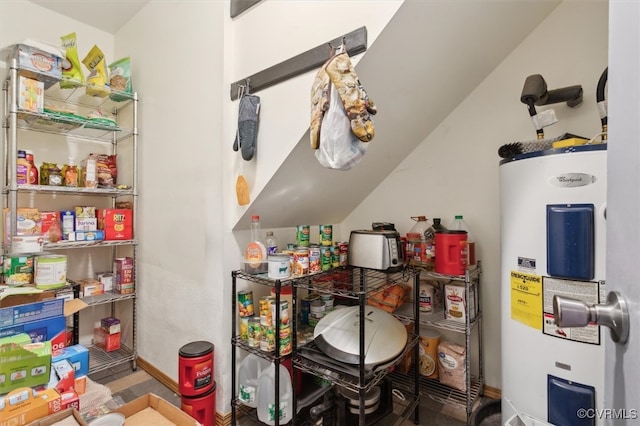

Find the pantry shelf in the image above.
[
  {"left": 88, "top": 344, "right": 136, "bottom": 374},
  {"left": 8, "top": 184, "right": 134, "bottom": 196},
  {"left": 393, "top": 303, "right": 481, "bottom": 334},
  {"left": 43, "top": 239, "right": 137, "bottom": 250}
]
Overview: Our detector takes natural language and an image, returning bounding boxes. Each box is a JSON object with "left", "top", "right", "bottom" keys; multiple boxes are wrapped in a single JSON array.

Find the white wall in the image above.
[{"left": 341, "top": 0, "right": 609, "bottom": 389}]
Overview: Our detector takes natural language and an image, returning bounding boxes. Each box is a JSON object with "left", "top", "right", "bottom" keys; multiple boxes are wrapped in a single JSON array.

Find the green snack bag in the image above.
[
  {"left": 109, "top": 57, "right": 132, "bottom": 102},
  {"left": 60, "top": 32, "right": 84, "bottom": 88}
]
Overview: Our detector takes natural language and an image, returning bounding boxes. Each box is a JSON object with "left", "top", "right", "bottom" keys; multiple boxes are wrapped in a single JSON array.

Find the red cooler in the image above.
[
  {"left": 179, "top": 341, "right": 214, "bottom": 397},
  {"left": 181, "top": 382, "right": 216, "bottom": 426}
]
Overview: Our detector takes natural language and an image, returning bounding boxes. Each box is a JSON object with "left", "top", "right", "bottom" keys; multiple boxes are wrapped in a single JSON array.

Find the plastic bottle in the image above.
[
  {"left": 408, "top": 216, "right": 434, "bottom": 269},
  {"left": 16, "top": 150, "right": 30, "bottom": 185},
  {"left": 265, "top": 231, "right": 278, "bottom": 256},
  {"left": 256, "top": 362, "right": 293, "bottom": 425},
  {"left": 452, "top": 215, "right": 476, "bottom": 266},
  {"left": 24, "top": 150, "right": 38, "bottom": 185},
  {"left": 237, "top": 353, "right": 270, "bottom": 408},
  {"left": 62, "top": 158, "right": 78, "bottom": 187},
  {"left": 245, "top": 215, "right": 267, "bottom": 274}
]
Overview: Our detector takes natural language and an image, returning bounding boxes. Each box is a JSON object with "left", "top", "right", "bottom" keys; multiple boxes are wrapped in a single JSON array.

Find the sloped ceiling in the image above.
[{"left": 238, "top": 0, "right": 561, "bottom": 231}]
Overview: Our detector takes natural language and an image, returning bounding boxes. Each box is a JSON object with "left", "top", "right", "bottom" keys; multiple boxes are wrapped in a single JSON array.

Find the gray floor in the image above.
[{"left": 90, "top": 362, "right": 497, "bottom": 425}]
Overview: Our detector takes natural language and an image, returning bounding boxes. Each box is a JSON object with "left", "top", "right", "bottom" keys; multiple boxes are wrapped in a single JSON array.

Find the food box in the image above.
[
  {"left": 74, "top": 217, "right": 97, "bottom": 231},
  {"left": 18, "top": 76, "right": 44, "bottom": 113},
  {"left": 0, "top": 387, "right": 62, "bottom": 426},
  {"left": 0, "top": 298, "right": 64, "bottom": 328},
  {"left": 100, "top": 316, "right": 121, "bottom": 334},
  {"left": 97, "top": 209, "right": 133, "bottom": 240},
  {"left": 0, "top": 286, "right": 56, "bottom": 308},
  {"left": 95, "top": 272, "right": 113, "bottom": 292},
  {"left": 8, "top": 44, "right": 63, "bottom": 88},
  {"left": 60, "top": 210, "right": 75, "bottom": 240},
  {"left": 113, "top": 257, "right": 134, "bottom": 294},
  {"left": 66, "top": 230, "right": 104, "bottom": 242},
  {"left": 51, "top": 344, "right": 89, "bottom": 377},
  {"left": 10, "top": 235, "right": 44, "bottom": 254},
  {"left": 24, "top": 408, "right": 89, "bottom": 426},
  {"left": 113, "top": 393, "right": 200, "bottom": 426},
  {"left": 93, "top": 328, "right": 120, "bottom": 352},
  {"left": 40, "top": 211, "right": 61, "bottom": 243},
  {"left": 3, "top": 208, "right": 42, "bottom": 246},
  {"left": 443, "top": 283, "right": 477, "bottom": 323},
  {"left": 77, "top": 279, "right": 104, "bottom": 297},
  {"left": 0, "top": 334, "right": 51, "bottom": 393},
  {"left": 50, "top": 359, "right": 75, "bottom": 393}
]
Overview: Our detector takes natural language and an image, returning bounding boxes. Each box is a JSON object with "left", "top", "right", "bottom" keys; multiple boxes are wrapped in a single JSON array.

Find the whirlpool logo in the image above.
[{"left": 548, "top": 173, "right": 596, "bottom": 188}]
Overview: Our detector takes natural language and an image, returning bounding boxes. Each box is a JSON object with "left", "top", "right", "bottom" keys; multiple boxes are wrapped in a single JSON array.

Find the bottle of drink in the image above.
[
  {"left": 265, "top": 231, "right": 278, "bottom": 255},
  {"left": 24, "top": 150, "right": 38, "bottom": 185},
  {"left": 245, "top": 215, "right": 267, "bottom": 274},
  {"left": 432, "top": 218, "right": 448, "bottom": 232},
  {"left": 452, "top": 215, "right": 476, "bottom": 266},
  {"left": 237, "top": 353, "right": 270, "bottom": 408},
  {"left": 408, "top": 216, "right": 434, "bottom": 270},
  {"left": 256, "top": 362, "right": 293, "bottom": 425}
]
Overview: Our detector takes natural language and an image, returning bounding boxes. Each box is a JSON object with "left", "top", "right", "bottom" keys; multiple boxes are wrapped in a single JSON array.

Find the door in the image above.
[{"left": 605, "top": 1, "right": 639, "bottom": 424}]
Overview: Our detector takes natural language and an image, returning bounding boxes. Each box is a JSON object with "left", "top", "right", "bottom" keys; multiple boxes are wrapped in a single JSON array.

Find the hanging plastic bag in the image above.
[{"left": 315, "top": 81, "right": 368, "bottom": 171}]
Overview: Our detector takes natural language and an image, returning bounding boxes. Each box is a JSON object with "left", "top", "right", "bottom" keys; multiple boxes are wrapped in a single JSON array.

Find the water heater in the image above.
[{"left": 500, "top": 144, "right": 606, "bottom": 426}]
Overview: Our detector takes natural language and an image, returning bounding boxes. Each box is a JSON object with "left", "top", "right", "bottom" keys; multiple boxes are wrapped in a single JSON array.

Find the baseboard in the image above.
[
  {"left": 483, "top": 384, "right": 502, "bottom": 400},
  {"left": 217, "top": 411, "right": 232, "bottom": 426},
  {"left": 136, "top": 356, "right": 179, "bottom": 395}
]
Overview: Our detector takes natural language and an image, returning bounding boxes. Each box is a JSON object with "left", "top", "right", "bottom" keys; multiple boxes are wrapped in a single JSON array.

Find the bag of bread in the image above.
[
  {"left": 437, "top": 340, "right": 466, "bottom": 392},
  {"left": 82, "top": 45, "right": 110, "bottom": 97}
]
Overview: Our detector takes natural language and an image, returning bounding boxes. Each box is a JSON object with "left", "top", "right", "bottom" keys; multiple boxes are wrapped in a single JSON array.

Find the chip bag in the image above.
[
  {"left": 82, "top": 45, "right": 110, "bottom": 97},
  {"left": 109, "top": 57, "right": 133, "bottom": 102},
  {"left": 60, "top": 32, "right": 85, "bottom": 88}
]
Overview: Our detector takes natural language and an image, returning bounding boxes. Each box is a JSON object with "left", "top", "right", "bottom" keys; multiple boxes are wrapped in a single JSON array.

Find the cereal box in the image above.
[
  {"left": 19, "top": 76, "right": 44, "bottom": 113},
  {"left": 3, "top": 208, "right": 41, "bottom": 246}
]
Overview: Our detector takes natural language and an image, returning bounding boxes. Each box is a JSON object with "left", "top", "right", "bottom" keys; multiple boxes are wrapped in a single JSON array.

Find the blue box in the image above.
[
  {"left": 0, "top": 316, "right": 66, "bottom": 345},
  {"left": 0, "top": 298, "right": 64, "bottom": 329},
  {"left": 52, "top": 344, "right": 89, "bottom": 378}
]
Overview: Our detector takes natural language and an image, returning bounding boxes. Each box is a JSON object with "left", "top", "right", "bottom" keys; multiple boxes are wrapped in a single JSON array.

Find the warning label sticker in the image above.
[{"left": 510, "top": 271, "right": 543, "bottom": 330}]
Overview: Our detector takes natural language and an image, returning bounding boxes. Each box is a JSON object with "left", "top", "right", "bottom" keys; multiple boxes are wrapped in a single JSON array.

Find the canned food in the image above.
[
  {"left": 296, "top": 225, "right": 310, "bottom": 247},
  {"left": 331, "top": 245, "right": 340, "bottom": 268},
  {"left": 237, "top": 290, "right": 254, "bottom": 317},
  {"left": 268, "top": 254, "right": 290, "bottom": 279},
  {"left": 308, "top": 245, "right": 321, "bottom": 273},
  {"left": 278, "top": 326, "right": 292, "bottom": 356},
  {"left": 34, "top": 254, "right": 67, "bottom": 289},
  {"left": 310, "top": 300, "right": 325, "bottom": 318},
  {"left": 239, "top": 316, "right": 250, "bottom": 340},
  {"left": 320, "top": 247, "right": 332, "bottom": 271},
  {"left": 248, "top": 317, "right": 262, "bottom": 347},
  {"left": 3, "top": 254, "right": 34, "bottom": 286},
  {"left": 260, "top": 325, "right": 275, "bottom": 352},
  {"left": 271, "top": 300, "right": 290, "bottom": 328},
  {"left": 319, "top": 225, "right": 333, "bottom": 247},
  {"left": 260, "top": 296, "right": 275, "bottom": 326},
  {"left": 338, "top": 242, "right": 349, "bottom": 266},
  {"left": 293, "top": 248, "right": 309, "bottom": 276},
  {"left": 301, "top": 293, "right": 320, "bottom": 325}
]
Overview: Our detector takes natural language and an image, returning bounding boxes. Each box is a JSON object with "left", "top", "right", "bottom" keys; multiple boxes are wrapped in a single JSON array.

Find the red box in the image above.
[
  {"left": 51, "top": 359, "right": 75, "bottom": 393},
  {"left": 94, "top": 328, "right": 120, "bottom": 352},
  {"left": 97, "top": 209, "right": 132, "bottom": 240}
]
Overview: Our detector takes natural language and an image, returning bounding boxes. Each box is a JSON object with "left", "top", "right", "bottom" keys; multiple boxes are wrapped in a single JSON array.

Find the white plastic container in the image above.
[
  {"left": 237, "top": 353, "right": 270, "bottom": 408},
  {"left": 256, "top": 362, "right": 293, "bottom": 425}
]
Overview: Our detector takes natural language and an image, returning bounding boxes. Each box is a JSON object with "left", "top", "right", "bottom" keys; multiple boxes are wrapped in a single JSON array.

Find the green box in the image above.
[{"left": 0, "top": 333, "right": 51, "bottom": 393}]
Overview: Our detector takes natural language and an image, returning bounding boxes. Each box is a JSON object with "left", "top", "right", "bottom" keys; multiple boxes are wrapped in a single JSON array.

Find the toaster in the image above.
[{"left": 347, "top": 230, "right": 405, "bottom": 272}]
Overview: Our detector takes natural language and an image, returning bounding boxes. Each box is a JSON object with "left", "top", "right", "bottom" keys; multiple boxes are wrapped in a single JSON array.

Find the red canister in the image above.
[
  {"left": 181, "top": 382, "right": 216, "bottom": 426},
  {"left": 435, "top": 231, "right": 467, "bottom": 275},
  {"left": 179, "top": 341, "right": 214, "bottom": 397}
]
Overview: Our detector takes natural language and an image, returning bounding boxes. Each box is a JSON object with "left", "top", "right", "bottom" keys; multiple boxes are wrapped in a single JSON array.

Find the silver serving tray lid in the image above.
[{"left": 313, "top": 305, "right": 407, "bottom": 368}]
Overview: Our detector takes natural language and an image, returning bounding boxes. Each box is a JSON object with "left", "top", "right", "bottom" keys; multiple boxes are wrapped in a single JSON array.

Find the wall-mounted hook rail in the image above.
[{"left": 230, "top": 26, "right": 368, "bottom": 100}]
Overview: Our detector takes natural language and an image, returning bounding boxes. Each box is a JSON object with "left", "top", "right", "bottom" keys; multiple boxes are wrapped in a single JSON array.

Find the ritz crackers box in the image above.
[{"left": 96, "top": 209, "right": 132, "bottom": 240}]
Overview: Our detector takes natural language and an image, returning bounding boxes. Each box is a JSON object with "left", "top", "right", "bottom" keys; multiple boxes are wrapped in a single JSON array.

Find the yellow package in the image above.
[
  {"left": 82, "top": 44, "right": 110, "bottom": 97},
  {"left": 60, "top": 32, "right": 85, "bottom": 88}
]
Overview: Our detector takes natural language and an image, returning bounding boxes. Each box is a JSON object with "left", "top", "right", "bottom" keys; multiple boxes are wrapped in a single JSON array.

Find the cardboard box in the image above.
[
  {"left": 0, "top": 298, "right": 64, "bottom": 328},
  {"left": 95, "top": 272, "right": 113, "bottom": 292},
  {"left": 74, "top": 218, "right": 97, "bottom": 232},
  {"left": 51, "top": 345, "right": 89, "bottom": 377},
  {"left": 51, "top": 359, "right": 75, "bottom": 392},
  {"left": 0, "top": 315, "right": 66, "bottom": 348},
  {"left": 24, "top": 408, "right": 88, "bottom": 426},
  {"left": 113, "top": 393, "right": 199, "bottom": 426},
  {"left": 67, "top": 230, "right": 104, "bottom": 242},
  {"left": 77, "top": 279, "right": 104, "bottom": 297},
  {"left": 113, "top": 257, "right": 134, "bottom": 295},
  {"left": 4, "top": 208, "right": 42, "bottom": 246},
  {"left": 0, "top": 387, "right": 62, "bottom": 426},
  {"left": 9, "top": 44, "right": 63, "bottom": 88},
  {"left": 0, "top": 287, "right": 56, "bottom": 309},
  {"left": 18, "top": 76, "right": 44, "bottom": 113},
  {"left": 73, "top": 375, "right": 86, "bottom": 396},
  {"left": 10, "top": 235, "right": 44, "bottom": 254},
  {"left": 0, "top": 336, "right": 51, "bottom": 393},
  {"left": 97, "top": 209, "right": 133, "bottom": 240},
  {"left": 93, "top": 328, "right": 120, "bottom": 352},
  {"left": 100, "top": 317, "right": 120, "bottom": 334}
]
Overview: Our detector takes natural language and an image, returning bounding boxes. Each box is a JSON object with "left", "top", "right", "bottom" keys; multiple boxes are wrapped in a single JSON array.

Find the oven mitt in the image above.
[
  {"left": 310, "top": 66, "right": 331, "bottom": 149},
  {"left": 233, "top": 93, "right": 261, "bottom": 161},
  {"left": 325, "top": 52, "right": 377, "bottom": 142}
]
